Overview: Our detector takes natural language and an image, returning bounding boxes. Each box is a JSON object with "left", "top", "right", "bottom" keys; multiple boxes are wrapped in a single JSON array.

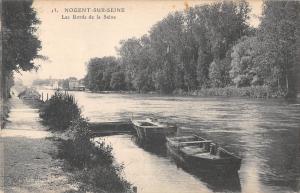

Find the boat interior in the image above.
[
  {"left": 171, "top": 135, "right": 235, "bottom": 159},
  {"left": 139, "top": 121, "right": 156, "bottom": 126}
]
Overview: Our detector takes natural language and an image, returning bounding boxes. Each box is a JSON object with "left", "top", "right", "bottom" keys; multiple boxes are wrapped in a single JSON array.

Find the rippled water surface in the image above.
[{"left": 40, "top": 90, "right": 300, "bottom": 193}]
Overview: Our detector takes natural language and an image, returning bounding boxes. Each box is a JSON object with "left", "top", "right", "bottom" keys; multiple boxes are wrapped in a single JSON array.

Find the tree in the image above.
[
  {"left": 230, "top": 36, "right": 261, "bottom": 87},
  {"left": 187, "top": 1, "right": 251, "bottom": 88},
  {"left": 2, "top": 0, "right": 41, "bottom": 99},
  {"left": 84, "top": 57, "right": 118, "bottom": 91},
  {"left": 110, "top": 71, "right": 126, "bottom": 91},
  {"left": 257, "top": 1, "right": 300, "bottom": 96},
  {"left": 131, "top": 69, "right": 153, "bottom": 92},
  {"left": 85, "top": 58, "right": 104, "bottom": 91},
  {"left": 209, "top": 52, "right": 232, "bottom": 88},
  {"left": 149, "top": 12, "right": 185, "bottom": 93},
  {"left": 296, "top": 12, "right": 300, "bottom": 94}
]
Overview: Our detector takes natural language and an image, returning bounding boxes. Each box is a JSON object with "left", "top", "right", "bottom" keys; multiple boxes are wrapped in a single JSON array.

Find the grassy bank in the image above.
[
  {"left": 39, "top": 91, "right": 133, "bottom": 193},
  {"left": 173, "top": 86, "right": 283, "bottom": 98},
  {"left": 89, "top": 85, "right": 284, "bottom": 99},
  {"left": 1, "top": 99, "right": 10, "bottom": 129}
]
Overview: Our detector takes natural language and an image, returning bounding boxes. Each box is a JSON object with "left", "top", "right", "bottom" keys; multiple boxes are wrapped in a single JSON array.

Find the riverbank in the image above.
[
  {"left": 173, "top": 86, "right": 275, "bottom": 98},
  {"left": 87, "top": 85, "right": 290, "bottom": 99},
  {"left": 0, "top": 96, "right": 76, "bottom": 192},
  {"left": 38, "top": 91, "right": 134, "bottom": 193}
]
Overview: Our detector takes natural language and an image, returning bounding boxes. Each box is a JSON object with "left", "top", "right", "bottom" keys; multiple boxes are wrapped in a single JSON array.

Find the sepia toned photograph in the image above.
[{"left": 0, "top": 0, "right": 300, "bottom": 193}]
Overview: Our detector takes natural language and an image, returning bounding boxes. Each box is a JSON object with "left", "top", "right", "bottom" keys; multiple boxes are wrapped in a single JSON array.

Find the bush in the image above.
[
  {"left": 1, "top": 100, "right": 10, "bottom": 129},
  {"left": 40, "top": 92, "right": 133, "bottom": 192},
  {"left": 57, "top": 117, "right": 132, "bottom": 192},
  {"left": 192, "top": 86, "right": 273, "bottom": 98},
  {"left": 74, "top": 165, "right": 131, "bottom": 193},
  {"left": 58, "top": 117, "right": 114, "bottom": 169},
  {"left": 39, "top": 91, "right": 81, "bottom": 131}
]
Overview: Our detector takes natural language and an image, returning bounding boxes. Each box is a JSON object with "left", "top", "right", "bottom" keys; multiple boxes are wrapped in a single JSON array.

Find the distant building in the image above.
[
  {"left": 68, "top": 78, "right": 85, "bottom": 91},
  {"left": 52, "top": 80, "right": 60, "bottom": 90},
  {"left": 68, "top": 78, "right": 78, "bottom": 90}
]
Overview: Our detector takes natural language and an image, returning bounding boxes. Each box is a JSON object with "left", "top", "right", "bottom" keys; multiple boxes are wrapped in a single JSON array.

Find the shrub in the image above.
[
  {"left": 58, "top": 117, "right": 114, "bottom": 169},
  {"left": 39, "top": 91, "right": 81, "bottom": 131},
  {"left": 57, "top": 117, "right": 132, "bottom": 192},
  {"left": 1, "top": 100, "right": 10, "bottom": 129},
  {"left": 40, "top": 92, "right": 133, "bottom": 193},
  {"left": 74, "top": 165, "right": 131, "bottom": 193},
  {"left": 191, "top": 86, "right": 273, "bottom": 98}
]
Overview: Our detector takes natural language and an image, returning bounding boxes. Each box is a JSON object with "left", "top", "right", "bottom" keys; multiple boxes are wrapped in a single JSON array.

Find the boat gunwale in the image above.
[
  {"left": 166, "top": 135, "right": 242, "bottom": 160},
  {"left": 131, "top": 119, "right": 176, "bottom": 130}
]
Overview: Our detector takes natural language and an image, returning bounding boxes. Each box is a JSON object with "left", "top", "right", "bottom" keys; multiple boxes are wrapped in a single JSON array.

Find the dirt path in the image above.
[{"left": 0, "top": 97, "right": 75, "bottom": 193}]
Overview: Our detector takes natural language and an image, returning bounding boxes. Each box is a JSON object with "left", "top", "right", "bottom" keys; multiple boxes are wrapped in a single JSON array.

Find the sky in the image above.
[{"left": 16, "top": 0, "right": 263, "bottom": 85}]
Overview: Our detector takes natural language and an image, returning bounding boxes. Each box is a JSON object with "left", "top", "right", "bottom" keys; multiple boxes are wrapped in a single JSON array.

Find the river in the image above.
[{"left": 39, "top": 90, "right": 300, "bottom": 193}]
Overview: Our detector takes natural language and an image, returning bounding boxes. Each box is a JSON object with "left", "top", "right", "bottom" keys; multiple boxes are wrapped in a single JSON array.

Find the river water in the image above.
[{"left": 40, "top": 90, "right": 300, "bottom": 193}]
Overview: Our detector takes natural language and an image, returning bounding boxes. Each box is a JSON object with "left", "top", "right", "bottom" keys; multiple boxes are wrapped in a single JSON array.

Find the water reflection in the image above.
[
  {"left": 189, "top": 169, "right": 241, "bottom": 193},
  {"left": 131, "top": 135, "right": 168, "bottom": 157}
]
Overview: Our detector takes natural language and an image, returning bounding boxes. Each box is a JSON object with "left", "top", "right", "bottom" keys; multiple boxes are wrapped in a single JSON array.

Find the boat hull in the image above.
[
  {"left": 166, "top": 142, "right": 241, "bottom": 173},
  {"left": 133, "top": 124, "right": 177, "bottom": 145}
]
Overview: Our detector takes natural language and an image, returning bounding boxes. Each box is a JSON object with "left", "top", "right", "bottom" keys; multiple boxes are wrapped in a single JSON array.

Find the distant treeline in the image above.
[{"left": 84, "top": 1, "right": 300, "bottom": 97}]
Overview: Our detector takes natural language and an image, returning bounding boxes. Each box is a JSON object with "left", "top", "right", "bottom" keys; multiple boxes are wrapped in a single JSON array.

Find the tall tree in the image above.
[
  {"left": 2, "top": 0, "right": 41, "bottom": 99},
  {"left": 187, "top": 1, "right": 251, "bottom": 88},
  {"left": 257, "top": 1, "right": 300, "bottom": 96},
  {"left": 230, "top": 36, "right": 261, "bottom": 87},
  {"left": 84, "top": 57, "right": 118, "bottom": 91},
  {"left": 296, "top": 11, "right": 300, "bottom": 94},
  {"left": 149, "top": 12, "right": 187, "bottom": 93},
  {"left": 110, "top": 71, "right": 126, "bottom": 91}
]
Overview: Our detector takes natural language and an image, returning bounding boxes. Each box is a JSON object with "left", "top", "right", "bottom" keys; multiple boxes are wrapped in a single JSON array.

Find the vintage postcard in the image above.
[{"left": 1, "top": 0, "right": 300, "bottom": 193}]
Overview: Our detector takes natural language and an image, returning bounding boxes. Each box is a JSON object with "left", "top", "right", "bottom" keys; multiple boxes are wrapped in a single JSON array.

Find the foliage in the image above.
[
  {"left": 195, "top": 86, "right": 273, "bottom": 98},
  {"left": 296, "top": 13, "right": 300, "bottom": 93},
  {"left": 0, "top": 100, "right": 11, "bottom": 129},
  {"left": 133, "top": 69, "right": 155, "bottom": 92},
  {"left": 55, "top": 118, "right": 132, "bottom": 193},
  {"left": 230, "top": 36, "right": 261, "bottom": 87},
  {"left": 40, "top": 93, "right": 133, "bottom": 192},
  {"left": 58, "top": 118, "right": 114, "bottom": 169},
  {"left": 2, "top": 0, "right": 41, "bottom": 72},
  {"left": 39, "top": 91, "right": 81, "bottom": 131},
  {"left": 84, "top": 57, "right": 121, "bottom": 91},
  {"left": 85, "top": 1, "right": 251, "bottom": 94},
  {"left": 110, "top": 71, "right": 127, "bottom": 91},
  {"left": 73, "top": 164, "right": 131, "bottom": 193},
  {"left": 255, "top": 1, "right": 300, "bottom": 97},
  {"left": 83, "top": 1, "right": 299, "bottom": 98},
  {"left": 1, "top": 0, "right": 41, "bottom": 100}
]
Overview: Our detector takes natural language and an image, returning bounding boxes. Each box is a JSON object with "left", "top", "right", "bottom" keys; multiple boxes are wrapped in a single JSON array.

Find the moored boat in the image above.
[
  {"left": 131, "top": 118, "right": 177, "bottom": 145},
  {"left": 166, "top": 135, "right": 242, "bottom": 173}
]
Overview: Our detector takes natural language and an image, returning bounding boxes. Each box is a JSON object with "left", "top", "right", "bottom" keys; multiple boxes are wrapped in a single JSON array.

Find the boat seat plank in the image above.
[
  {"left": 179, "top": 140, "right": 212, "bottom": 144},
  {"left": 181, "top": 146, "right": 207, "bottom": 155},
  {"left": 172, "top": 136, "right": 197, "bottom": 139},
  {"left": 193, "top": 152, "right": 219, "bottom": 159}
]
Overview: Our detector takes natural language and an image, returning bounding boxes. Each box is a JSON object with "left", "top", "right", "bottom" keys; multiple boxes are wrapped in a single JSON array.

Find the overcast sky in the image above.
[{"left": 16, "top": 0, "right": 263, "bottom": 85}]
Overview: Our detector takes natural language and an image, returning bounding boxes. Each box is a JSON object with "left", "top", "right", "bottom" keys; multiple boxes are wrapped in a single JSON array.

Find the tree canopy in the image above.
[
  {"left": 84, "top": 0, "right": 300, "bottom": 97},
  {"left": 1, "top": 0, "right": 41, "bottom": 99},
  {"left": 2, "top": 0, "right": 41, "bottom": 73}
]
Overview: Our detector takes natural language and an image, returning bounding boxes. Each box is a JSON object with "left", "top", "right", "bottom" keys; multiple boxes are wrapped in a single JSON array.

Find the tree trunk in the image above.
[
  {"left": 277, "top": 77, "right": 280, "bottom": 93},
  {"left": 286, "top": 73, "right": 289, "bottom": 94}
]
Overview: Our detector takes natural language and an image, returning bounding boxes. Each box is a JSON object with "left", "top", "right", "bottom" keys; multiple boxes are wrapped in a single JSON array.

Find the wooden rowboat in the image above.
[
  {"left": 131, "top": 118, "right": 177, "bottom": 145},
  {"left": 166, "top": 135, "right": 242, "bottom": 173}
]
